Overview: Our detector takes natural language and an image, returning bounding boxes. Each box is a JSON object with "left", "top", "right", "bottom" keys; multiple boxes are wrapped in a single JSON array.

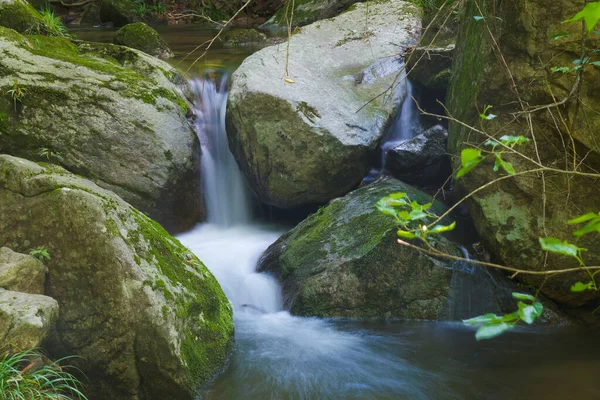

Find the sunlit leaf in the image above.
[
  {"left": 590, "top": 61, "right": 600, "bottom": 67},
  {"left": 512, "top": 292, "right": 536, "bottom": 301},
  {"left": 551, "top": 66, "right": 572, "bottom": 73},
  {"left": 456, "top": 148, "right": 483, "bottom": 179},
  {"left": 475, "top": 320, "right": 513, "bottom": 340},
  {"left": 573, "top": 220, "right": 600, "bottom": 238},
  {"left": 397, "top": 229, "right": 417, "bottom": 239},
  {"left": 501, "top": 312, "right": 520, "bottom": 322},
  {"left": 552, "top": 32, "right": 572, "bottom": 40},
  {"left": 499, "top": 135, "right": 529, "bottom": 147},
  {"left": 429, "top": 221, "right": 457, "bottom": 234},
  {"left": 571, "top": 281, "right": 594, "bottom": 292},
  {"left": 484, "top": 139, "right": 500, "bottom": 148},
  {"left": 517, "top": 301, "right": 543, "bottom": 324},
  {"left": 568, "top": 212, "right": 598, "bottom": 224},
  {"left": 409, "top": 210, "right": 428, "bottom": 220},
  {"left": 463, "top": 313, "right": 500, "bottom": 325},
  {"left": 564, "top": 2, "right": 600, "bottom": 32},
  {"left": 539, "top": 237, "right": 586, "bottom": 259},
  {"left": 494, "top": 154, "right": 516, "bottom": 175},
  {"left": 397, "top": 211, "right": 411, "bottom": 221}
]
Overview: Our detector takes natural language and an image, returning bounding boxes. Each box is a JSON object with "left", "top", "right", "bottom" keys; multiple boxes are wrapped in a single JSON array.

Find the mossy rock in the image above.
[
  {"left": 446, "top": 0, "right": 600, "bottom": 307},
  {"left": 0, "top": 0, "right": 48, "bottom": 34},
  {"left": 0, "top": 155, "right": 234, "bottom": 400},
  {"left": 222, "top": 28, "right": 267, "bottom": 47},
  {"left": 99, "top": 0, "right": 136, "bottom": 27},
  {"left": 114, "top": 22, "right": 174, "bottom": 59},
  {"left": 0, "top": 27, "right": 202, "bottom": 232}
]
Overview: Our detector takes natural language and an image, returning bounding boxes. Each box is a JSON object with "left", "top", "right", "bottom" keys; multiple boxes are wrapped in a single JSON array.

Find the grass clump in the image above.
[
  {"left": 0, "top": 348, "right": 87, "bottom": 400},
  {"left": 39, "top": 7, "right": 68, "bottom": 37}
]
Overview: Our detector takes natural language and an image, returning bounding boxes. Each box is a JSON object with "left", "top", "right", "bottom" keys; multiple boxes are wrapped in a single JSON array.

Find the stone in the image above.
[
  {"left": 446, "top": 0, "right": 600, "bottom": 307},
  {"left": 261, "top": 0, "right": 361, "bottom": 29},
  {"left": 0, "top": 27, "right": 202, "bottom": 232},
  {"left": 0, "top": 247, "right": 46, "bottom": 294},
  {"left": 114, "top": 22, "right": 174, "bottom": 59},
  {"left": 0, "top": 0, "right": 47, "bottom": 34},
  {"left": 222, "top": 28, "right": 267, "bottom": 47},
  {"left": 227, "top": 0, "right": 422, "bottom": 208},
  {"left": 407, "top": 43, "right": 454, "bottom": 91},
  {"left": 0, "top": 155, "right": 234, "bottom": 400},
  {"left": 99, "top": 0, "right": 135, "bottom": 27},
  {"left": 386, "top": 124, "right": 451, "bottom": 186},
  {"left": 0, "top": 289, "right": 59, "bottom": 350}
]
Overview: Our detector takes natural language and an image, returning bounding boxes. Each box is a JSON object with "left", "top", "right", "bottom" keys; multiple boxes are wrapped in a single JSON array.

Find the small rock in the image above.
[
  {"left": 0, "top": 247, "right": 47, "bottom": 295},
  {"left": 114, "top": 22, "right": 174, "bottom": 59}
]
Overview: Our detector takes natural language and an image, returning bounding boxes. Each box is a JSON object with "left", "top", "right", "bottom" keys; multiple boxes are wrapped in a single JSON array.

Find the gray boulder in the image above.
[
  {"left": 227, "top": 0, "right": 422, "bottom": 208},
  {"left": 0, "top": 155, "right": 233, "bottom": 400},
  {"left": 0, "top": 247, "right": 46, "bottom": 294},
  {"left": 0, "top": 289, "right": 59, "bottom": 350},
  {"left": 386, "top": 124, "right": 451, "bottom": 186},
  {"left": 0, "top": 27, "right": 201, "bottom": 232}
]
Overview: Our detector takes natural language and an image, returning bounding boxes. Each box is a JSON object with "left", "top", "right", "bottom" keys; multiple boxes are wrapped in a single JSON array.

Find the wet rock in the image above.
[
  {"left": 114, "top": 22, "right": 174, "bottom": 59},
  {"left": 386, "top": 124, "right": 451, "bottom": 187},
  {"left": 227, "top": 0, "right": 421, "bottom": 208},
  {"left": 0, "top": 247, "right": 46, "bottom": 294},
  {"left": 0, "top": 155, "right": 234, "bottom": 400}
]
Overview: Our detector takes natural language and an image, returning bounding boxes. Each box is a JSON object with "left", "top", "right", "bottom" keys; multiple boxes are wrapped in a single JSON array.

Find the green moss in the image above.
[
  {"left": 113, "top": 22, "right": 172, "bottom": 58},
  {"left": 0, "top": 1, "right": 47, "bottom": 35}
]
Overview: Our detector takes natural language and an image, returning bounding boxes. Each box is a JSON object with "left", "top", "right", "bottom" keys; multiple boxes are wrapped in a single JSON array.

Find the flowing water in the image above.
[{"left": 177, "top": 78, "right": 600, "bottom": 400}]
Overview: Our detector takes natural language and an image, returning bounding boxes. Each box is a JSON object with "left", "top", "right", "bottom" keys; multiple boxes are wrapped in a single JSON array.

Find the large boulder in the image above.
[
  {"left": 0, "top": 28, "right": 202, "bottom": 232},
  {"left": 0, "top": 155, "right": 234, "bottom": 400},
  {"left": 227, "top": 0, "right": 422, "bottom": 208},
  {"left": 0, "top": 247, "right": 46, "bottom": 294},
  {"left": 447, "top": 0, "right": 600, "bottom": 307},
  {"left": 114, "top": 22, "right": 174, "bottom": 59},
  {"left": 258, "top": 176, "right": 517, "bottom": 319},
  {"left": 0, "top": 0, "right": 47, "bottom": 34},
  {"left": 261, "top": 0, "right": 362, "bottom": 29},
  {"left": 0, "top": 289, "right": 59, "bottom": 350}
]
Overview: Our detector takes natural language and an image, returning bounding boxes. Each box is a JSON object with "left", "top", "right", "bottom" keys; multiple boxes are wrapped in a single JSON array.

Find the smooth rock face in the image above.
[
  {"left": 386, "top": 124, "right": 450, "bottom": 186},
  {"left": 447, "top": 0, "right": 600, "bottom": 306},
  {"left": 114, "top": 22, "right": 174, "bottom": 59},
  {"left": 0, "top": 247, "right": 46, "bottom": 294},
  {"left": 0, "top": 28, "right": 202, "bottom": 232},
  {"left": 0, "top": 289, "right": 59, "bottom": 350},
  {"left": 258, "top": 177, "right": 465, "bottom": 319},
  {"left": 0, "top": 155, "right": 234, "bottom": 400},
  {"left": 227, "top": 0, "right": 422, "bottom": 208}
]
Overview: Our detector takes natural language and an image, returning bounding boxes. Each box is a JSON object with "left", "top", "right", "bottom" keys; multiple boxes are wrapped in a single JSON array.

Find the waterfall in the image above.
[{"left": 190, "top": 77, "right": 252, "bottom": 227}]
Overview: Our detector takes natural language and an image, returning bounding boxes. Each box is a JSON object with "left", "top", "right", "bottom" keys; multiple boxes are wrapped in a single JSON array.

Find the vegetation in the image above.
[
  {"left": 29, "top": 246, "right": 51, "bottom": 262},
  {"left": 39, "top": 7, "right": 67, "bottom": 37},
  {"left": 0, "top": 348, "right": 87, "bottom": 400}
]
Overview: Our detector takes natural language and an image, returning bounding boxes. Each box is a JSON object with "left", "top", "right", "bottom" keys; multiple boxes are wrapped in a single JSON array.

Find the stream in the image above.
[{"left": 75, "top": 25, "right": 600, "bottom": 400}]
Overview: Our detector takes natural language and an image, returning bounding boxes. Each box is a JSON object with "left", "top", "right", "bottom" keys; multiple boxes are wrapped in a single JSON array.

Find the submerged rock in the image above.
[
  {"left": 0, "top": 155, "right": 234, "bottom": 400},
  {"left": 258, "top": 176, "right": 464, "bottom": 319},
  {"left": 114, "top": 22, "right": 174, "bottom": 59},
  {"left": 0, "top": 247, "right": 46, "bottom": 294},
  {"left": 386, "top": 124, "right": 451, "bottom": 187},
  {"left": 0, "top": 27, "right": 201, "bottom": 232},
  {"left": 0, "top": 289, "right": 59, "bottom": 350},
  {"left": 227, "top": 0, "right": 422, "bottom": 208},
  {"left": 0, "top": 0, "right": 47, "bottom": 34},
  {"left": 222, "top": 28, "right": 267, "bottom": 47}
]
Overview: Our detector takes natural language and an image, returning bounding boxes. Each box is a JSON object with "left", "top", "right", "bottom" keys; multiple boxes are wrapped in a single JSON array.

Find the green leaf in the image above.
[
  {"left": 473, "top": 15, "right": 484, "bottom": 21},
  {"left": 517, "top": 301, "right": 543, "bottom": 324},
  {"left": 564, "top": 2, "right": 600, "bottom": 32},
  {"left": 512, "top": 292, "right": 536, "bottom": 301},
  {"left": 571, "top": 281, "right": 594, "bottom": 292},
  {"left": 429, "top": 221, "right": 457, "bottom": 234},
  {"left": 456, "top": 148, "right": 483, "bottom": 179},
  {"left": 376, "top": 204, "right": 397, "bottom": 217},
  {"left": 551, "top": 66, "right": 572, "bottom": 74},
  {"left": 501, "top": 312, "right": 520, "bottom": 323},
  {"left": 590, "top": 61, "right": 600, "bottom": 67},
  {"left": 499, "top": 135, "right": 529, "bottom": 147},
  {"left": 463, "top": 313, "right": 500, "bottom": 325},
  {"left": 397, "top": 229, "right": 417, "bottom": 239},
  {"left": 397, "top": 210, "right": 411, "bottom": 221},
  {"left": 484, "top": 139, "right": 500, "bottom": 148},
  {"left": 568, "top": 212, "right": 598, "bottom": 224},
  {"left": 552, "top": 32, "right": 572, "bottom": 40},
  {"left": 409, "top": 210, "right": 428, "bottom": 220},
  {"left": 494, "top": 154, "right": 516, "bottom": 175},
  {"left": 539, "top": 237, "right": 586, "bottom": 259},
  {"left": 475, "top": 320, "right": 513, "bottom": 340}
]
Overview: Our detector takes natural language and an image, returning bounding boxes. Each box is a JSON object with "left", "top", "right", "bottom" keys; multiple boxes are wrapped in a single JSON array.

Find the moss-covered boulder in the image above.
[
  {"left": 261, "top": 0, "right": 361, "bottom": 29},
  {"left": 258, "top": 177, "right": 471, "bottom": 319},
  {"left": 447, "top": 0, "right": 600, "bottom": 307},
  {"left": 99, "top": 0, "right": 135, "bottom": 27},
  {"left": 0, "top": 155, "right": 234, "bottom": 400},
  {"left": 222, "top": 28, "right": 267, "bottom": 47},
  {"left": 114, "top": 22, "right": 174, "bottom": 59},
  {"left": 0, "top": 247, "right": 46, "bottom": 294},
  {"left": 0, "top": 289, "right": 59, "bottom": 350},
  {"left": 0, "top": 27, "right": 202, "bottom": 232},
  {"left": 227, "top": 0, "right": 421, "bottom": 208},
  {"left": 0, "top": 0, "right": 47, "bottom": 33}
]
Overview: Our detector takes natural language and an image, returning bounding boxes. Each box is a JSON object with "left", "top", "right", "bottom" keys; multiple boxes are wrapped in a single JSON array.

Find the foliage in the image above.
[
  {"left": 6, "top": 80, "right": 26, "bottom": 112},
  {"left": 39, "top": 7, "right": 68, "bottom": 37},
  {"left": 463, "top": 292, "right": 543, "bottom": 340},
  {"left": 455, "top": 135, "right": 528, "bottom": 178},
  {"left": 29, "top": 246, "right": 51, "bottom": 263},
  {"left": 37, "top": 147, "right": 61, "bottom": 160},
  {"left": 376, "top": 192, "right": 455, "bottom": 242},
  {"left": 0, "top": 348, "right": 87, "bottom": 400}
]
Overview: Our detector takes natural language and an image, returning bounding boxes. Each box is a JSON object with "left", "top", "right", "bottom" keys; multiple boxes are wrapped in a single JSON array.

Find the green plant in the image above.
[
  {"left": 133, "top": 0, "right": 150, "bottom": 17},
  {"left": 39, "top": 6, "right": 68, "bottom": 37},
  {"left": 0, "top": 348, "right": 87, "bottom": 399},
  {"left": 6, "top": 80, "right": 26, "bottom": 112},
  {"left": 29, "top": 246, "right": 51, "bottom": 263},
  {"left": 37, "top": 147, "right": 61, "bottom": 160},
  {"left": 150, "top": 0, "right": 169, "bottom": 15}
]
